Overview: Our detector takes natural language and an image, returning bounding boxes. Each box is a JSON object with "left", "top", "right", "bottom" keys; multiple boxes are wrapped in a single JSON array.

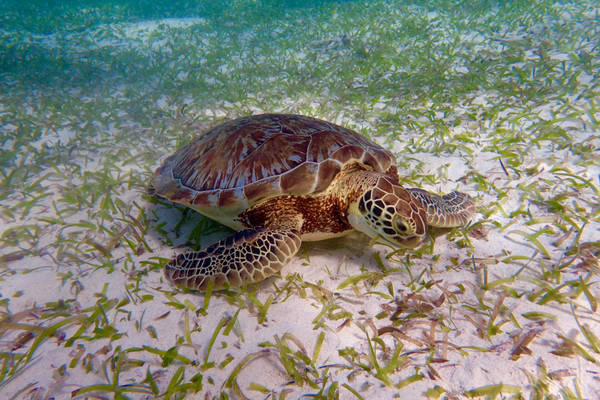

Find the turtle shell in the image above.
[{"left": 150, "top": 114, "right": 396, "bottom": 229}]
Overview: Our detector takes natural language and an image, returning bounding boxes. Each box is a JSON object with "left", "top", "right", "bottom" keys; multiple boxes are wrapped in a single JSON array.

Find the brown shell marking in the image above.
[{"left": 150, "top": 114, "right": 396, "bottom": 223}]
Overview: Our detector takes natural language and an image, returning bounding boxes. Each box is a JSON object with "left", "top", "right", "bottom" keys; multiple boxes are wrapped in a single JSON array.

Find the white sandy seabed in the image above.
[{"left": 2, "top": 9, "right": 600, "bottom": 400}]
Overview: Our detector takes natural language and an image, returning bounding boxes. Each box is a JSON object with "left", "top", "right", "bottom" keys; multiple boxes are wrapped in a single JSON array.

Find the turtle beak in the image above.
[
  {"left": 349, "top": 213, "right": 426, "bottom": 249},
  {"left": 348, "top": 204, "right": 426, "bottom": 249},
  {"left": 380, "top": 233, "right": 423, "bottom": 249}
]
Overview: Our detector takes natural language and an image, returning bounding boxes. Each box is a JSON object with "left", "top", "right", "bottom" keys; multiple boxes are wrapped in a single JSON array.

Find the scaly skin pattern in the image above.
[
  {"left": 163, "top": 162, "right": 475, "bottom": 291},
  {"left": 407, "top": 188, "right": 476, "bottom": 228},
  {"left": 151, "top": 114, "right": 476, "bottom": 291},
  {"left": 165, "top": 227, "right": 302, "bottom": 291}
]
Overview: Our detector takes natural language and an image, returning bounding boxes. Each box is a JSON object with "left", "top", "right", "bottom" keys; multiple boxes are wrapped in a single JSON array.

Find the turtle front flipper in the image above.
[
  {"left": 407, "top": 188, "right": 475, "bottom": 228},
  {"left": 165, "top": 227, "right": 302, "bottom": 291}
]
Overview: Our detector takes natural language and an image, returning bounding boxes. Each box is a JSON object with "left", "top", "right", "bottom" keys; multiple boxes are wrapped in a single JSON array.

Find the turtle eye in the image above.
[{"left": 395, "top": 218, "right": 408, "bottom": 233}]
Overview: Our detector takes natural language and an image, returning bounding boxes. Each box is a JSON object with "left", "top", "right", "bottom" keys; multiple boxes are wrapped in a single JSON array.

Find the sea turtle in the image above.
[{"left": 149, "top": 114, "right": 475, "bottom": 291}]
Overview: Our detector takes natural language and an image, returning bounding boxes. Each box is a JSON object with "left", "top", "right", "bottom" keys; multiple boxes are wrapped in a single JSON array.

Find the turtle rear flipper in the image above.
[{"left": 164, "top": 227, "right": 302, "bottom": 291}]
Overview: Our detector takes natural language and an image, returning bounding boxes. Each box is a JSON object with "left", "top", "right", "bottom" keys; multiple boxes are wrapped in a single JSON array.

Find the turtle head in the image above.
[{"left": 348, "top": 176, "right": 428, "bottom": 248}]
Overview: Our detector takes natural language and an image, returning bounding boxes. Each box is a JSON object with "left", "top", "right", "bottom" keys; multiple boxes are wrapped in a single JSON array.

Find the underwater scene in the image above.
[{"left": 1, "top": 0, "right": 599, "bottom": 398}]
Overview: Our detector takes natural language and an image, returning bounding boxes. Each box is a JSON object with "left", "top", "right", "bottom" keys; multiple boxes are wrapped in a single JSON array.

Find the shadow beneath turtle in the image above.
[{"left": 144, "top": 193, "right": 233, "bottom": 254}]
